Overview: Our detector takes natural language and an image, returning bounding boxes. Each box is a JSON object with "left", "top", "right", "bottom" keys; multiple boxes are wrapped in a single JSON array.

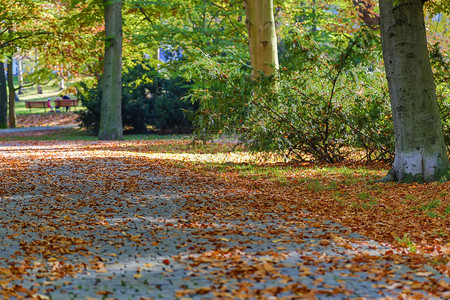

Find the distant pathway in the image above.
[
  {"left": 0, "top": 124, "right": 78, "bottom": 134},
  {"left": 0, "top": 141, "right": 448, "bottom": 299}
]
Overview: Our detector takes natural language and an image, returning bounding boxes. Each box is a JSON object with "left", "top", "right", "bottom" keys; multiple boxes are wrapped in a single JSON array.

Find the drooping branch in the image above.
[
  {"left": 0, "top": 31, "right": 51, "bottom": 49},
  {"left": 137, "top": 6, "right": 153, "bottom": 24}
]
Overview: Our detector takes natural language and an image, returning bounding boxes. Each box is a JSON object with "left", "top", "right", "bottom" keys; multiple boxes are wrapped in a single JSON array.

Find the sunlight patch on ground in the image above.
[
  {"left": 130, "top": 151, "right": 266, "bottom": 164},
  {"left": 0, "top": 140, "right": 279, "bottom": 165}
]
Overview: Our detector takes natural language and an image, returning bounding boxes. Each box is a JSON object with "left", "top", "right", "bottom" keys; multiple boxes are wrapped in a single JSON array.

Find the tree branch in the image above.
[
  {"left": 352, "top": 0, "right": 380, "bottom": 29},
  {"left": 0, "top": 31, "right": 52, "bottom": 49}
]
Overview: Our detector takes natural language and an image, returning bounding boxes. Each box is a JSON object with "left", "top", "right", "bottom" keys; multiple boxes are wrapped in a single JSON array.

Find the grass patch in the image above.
[
  {"left": 395, "top": 234, "right": 418, "bottom": 253},
  {"left": 0, "top": 129, "right": 96, "bottom": 141},
  {"left": 307, "top": 179, "right": 325, "bottom": 192},
  {"left": 412, "top": 199, "right": 445, "bottom": 218}
]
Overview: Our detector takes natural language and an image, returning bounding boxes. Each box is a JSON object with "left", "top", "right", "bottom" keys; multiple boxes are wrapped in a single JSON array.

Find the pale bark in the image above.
[
  {"left": 34, "top": 50, "right": 42, "bottom": 94},
  {"left": 59, "top": 76, "right": 65, "bottom": 90},
  {"left": 99, "top": 0, "right": 123, "bottom": 140},
  {"left": 17, "top": 59, "right": 23, "bottom": 94},
  {"left": 244, "top": 0, "right": 279, "bottom": 78},
  {"left": 0, "top": 63, "right": 7, "bottom": 128},
  {"left": 379, "top": 0, "right": 449, "bottom": 182}
]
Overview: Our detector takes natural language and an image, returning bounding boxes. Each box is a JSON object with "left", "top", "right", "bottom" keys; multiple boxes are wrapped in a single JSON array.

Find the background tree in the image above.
[
  {"left": 0, "top": 0, "right": 38, "bottom": 128},
  {"left": 6, "top": 56, "right": 16, "bottom": 127},
  {"left": 0, "top": 62, "right": 6, "bottom": 128},
  {"left": 127, "top": 0, "right": 248, "bottom": 65},
  {"left": 379, "top": 0, "right": 449, "bottom": 182},
  {"left": 99, "top": 0, "right": 123, "bottom": 140},
  {"left": 36, "top": 0, "right": 104, "bottom": 80},
  {"left": 0, "top": 0, "right": 105, "bottom": 128}
]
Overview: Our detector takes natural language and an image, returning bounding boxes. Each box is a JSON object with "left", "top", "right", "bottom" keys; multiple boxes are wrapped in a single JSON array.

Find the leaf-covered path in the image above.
[{"left": 0, "top": 140, "right": 448, "bottom": 299}]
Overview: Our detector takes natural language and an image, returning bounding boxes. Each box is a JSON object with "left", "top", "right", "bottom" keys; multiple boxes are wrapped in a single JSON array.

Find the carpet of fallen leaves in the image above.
[
  {"left": 16, "top": 113, "right": 79, "bottom": 128},
  {"left": 120, "top": 141, "right": 450, "bottom": 269},
  {"left": 0, "top": 128, "right": 449, "bottom": 298}
]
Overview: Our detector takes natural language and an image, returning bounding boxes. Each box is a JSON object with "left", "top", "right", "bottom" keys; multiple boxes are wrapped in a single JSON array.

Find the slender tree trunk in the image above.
[
  {"left": 0, "top": 63, "right": 7, "bottom": 128},
  {"left": 153, "top": 47, "right": 160, "bottom": 61},
  {"left": 244, "top": 0, "right": 279, "bottom": 78},
  {"left": 59, "top": 74, "right": 65, "bottom": 90},
  {"left": 33, "top": 50, "right": 42, "bottom": 94},
  {"left": 7, "top": 59, "right": 16, "bottom": 128},
  {"left": 99, "top": 0, "right": 123, "bottom": 140},
  {"left": 17, "top": 59, "right": 23, "bottom": 94},
  {"left": 37, "top": 84, "right": 42, "bottom": 94},
  {"left": 379, "top": 0, "right": 449, "bottom": 182}
]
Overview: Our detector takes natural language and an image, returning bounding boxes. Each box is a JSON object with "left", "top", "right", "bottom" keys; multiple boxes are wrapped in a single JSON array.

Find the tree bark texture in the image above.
[
  {"left": 7, "top": 59, "right": 16, "bottom": 129},
  {"left": 99, "top": 0, "right": 123, "bottom": 140},
  {"left": 0, "top": 63, "right": 7, "bottom": 128},
  {"left": 379, "top": 0, "right": 449, "bottom": 182},
  {"left": 244, "top": 0, "right": 279, "bottom": 78}
]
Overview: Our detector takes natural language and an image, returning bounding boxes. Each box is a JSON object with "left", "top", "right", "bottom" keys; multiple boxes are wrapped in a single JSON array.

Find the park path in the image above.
[
  {"left": 0, "top": 124, "right": 78, "bottom": 134},
  {"left": 0, "top": 140, "right": 448, "bottom": 299}
]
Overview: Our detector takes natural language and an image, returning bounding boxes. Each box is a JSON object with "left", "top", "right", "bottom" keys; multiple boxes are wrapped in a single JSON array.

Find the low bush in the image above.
[
  {"left": 429, "top": 42, "right": 450, "bottom": 148},
  {"left": 77, "top": 63, "right": 195, "bottom": 134},
  {"left": 185, "top": 28, "right": 396, "bottom": 163}
]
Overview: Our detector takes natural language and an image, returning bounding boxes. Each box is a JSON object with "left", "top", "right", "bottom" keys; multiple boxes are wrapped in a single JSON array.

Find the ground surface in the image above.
[
  {"left": 0, "top": 136, "right": 449, "bottom": 299},
  {"left": 16, "top": 113, "right": 79, "bottom": 128}
]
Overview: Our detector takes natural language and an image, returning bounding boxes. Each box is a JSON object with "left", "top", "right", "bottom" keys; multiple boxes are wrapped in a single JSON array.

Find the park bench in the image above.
[
  {"left": 25, "top": 101, "right": 49, "bottom": 111},
  {"left": 55, "top": 99, "right": 79, "bottom": 111}
]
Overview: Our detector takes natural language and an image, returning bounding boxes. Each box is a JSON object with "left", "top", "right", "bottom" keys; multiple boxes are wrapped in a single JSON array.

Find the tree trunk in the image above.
[
  {"left": 99, "top": 0, "right": 123, "bottom": 140},
  {"left": 379, "top": 0, "right": 449, "bottom": 182},
  {"left": 0, "top": 63, "right": 7, "bottom": 128},
  {"left": 7, "top": 59, "right": 16, "bottom": 128},
  {"left": 17, "top": 59, "right": 23, "bottom": 94},
  {"left": 244, "top": 0, "right": 279, "bottom": 78},
  {"left": 59, "top": 76, "right": 65, "bottom": 90}
]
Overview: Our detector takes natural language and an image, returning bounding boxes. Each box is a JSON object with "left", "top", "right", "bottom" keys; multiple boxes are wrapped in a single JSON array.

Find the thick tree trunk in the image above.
[
  {"left": 99, "top": 0, "right": 123, "bottom": 140},
  {"left": 0, "top": 63, "right": 7, "bottom": 128},
  {"left": 379, "top": 0, "right": 449, "bottom": 182},
  {"left": 7, "top": 59, "right": 16, "bottom": 128},
  {"left": 244, "top": 0, "right": 279, "bottom": 78}
]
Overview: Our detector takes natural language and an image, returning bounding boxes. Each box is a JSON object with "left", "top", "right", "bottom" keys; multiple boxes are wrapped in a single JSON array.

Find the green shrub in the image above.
[
  {"left": 185, "top": 28, "right": 395, "bottom": 162},
  {"left": 77, "top": 63, "right": 195, "bottom": 134},
  {"left": 429, "top": 42, "right": 450, "bottom": 148}
]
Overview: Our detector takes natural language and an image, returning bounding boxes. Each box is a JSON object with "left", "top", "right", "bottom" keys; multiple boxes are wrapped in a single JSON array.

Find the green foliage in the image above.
[
  {"left": 413, "top": 199, "right": 447, "bottom": 219},
  {"left": 395, "top": 233, "right": 417, "bottom": 253},
  {"left": 428, "top": 42, "right": 450, "bottom": 147},
  {"left": 186, "top": 28, "right": 394, "bottom": 163},
  {"left": 127, "top": 0, "right": 247, "bottom": 63},
  {"left": 77, "top": 63, "right": 195, "bottom": 134}
]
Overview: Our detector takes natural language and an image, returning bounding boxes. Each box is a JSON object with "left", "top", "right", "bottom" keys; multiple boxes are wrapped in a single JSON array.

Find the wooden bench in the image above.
[
  {"left": 25, "top": 101, "right": 49, "bottom": 111},
  {"left": 55, "top": 99, "right": 78, "bottom": 111}
]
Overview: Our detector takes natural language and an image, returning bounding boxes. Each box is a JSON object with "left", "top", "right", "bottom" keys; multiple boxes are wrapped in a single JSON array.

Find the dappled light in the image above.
[{"left": 1, "top": 0, "right": 449, "bottom": 297}]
